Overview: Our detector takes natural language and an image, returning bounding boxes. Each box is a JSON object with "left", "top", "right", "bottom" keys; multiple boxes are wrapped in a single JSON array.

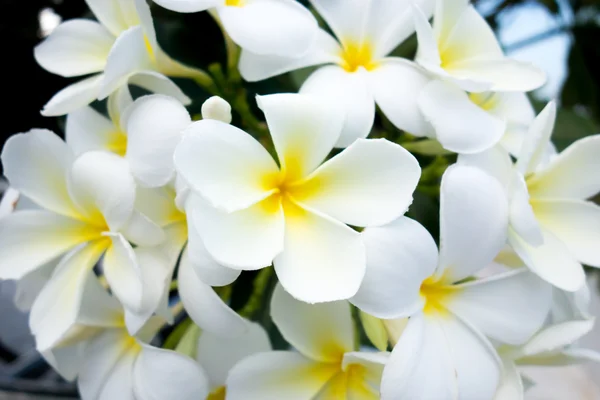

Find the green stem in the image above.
[{"left": 238, "top": 267, "right": 274, "bottom": 320}]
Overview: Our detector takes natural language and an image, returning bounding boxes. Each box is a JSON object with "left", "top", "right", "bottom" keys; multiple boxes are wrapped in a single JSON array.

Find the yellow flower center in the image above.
[
  {"left": 469, "top": 92, "right": 499, "bottom": 112},
  {"left": 144, "top": 34, "right": 156, "bottom": 63},
  {"left": 419, "top": 276, "right": 459, "bottom": 317},
  {"left": 225, "top": 0, "right": 244, "bottom": 6},
  {"left": 107, "top": 130, "right": 128, "bottom": 157},
  {"left": 207, "top": 386, "right": 226, "bottom": 400},
  {"left": 339, "top": 41, "right": 379, "bottom": 73}
]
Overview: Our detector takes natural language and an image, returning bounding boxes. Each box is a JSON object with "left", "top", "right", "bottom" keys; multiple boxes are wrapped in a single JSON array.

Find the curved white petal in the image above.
[
  {"left": 13, "top": 260, "right": 55, "bottom": 312},
  {"left": 226, "top": 351, "right": 337, "bottom": 400},
  {"left": 433, "top": 0, "right": 470, "bottom": 45},
  {"left": 187, "top": 218, "right": 240, "bottom": 286},
  {"left": 292, "top": 138, "right": 420, "bottom": 227},
  {"left": 518, "top": 319, "right": 595, "bottom": 359},
  {"left": 85, "top": 0, "right": 138, "bottom": 36},
  {"left": 351, "top": 217, "right": 438, "bottom": 319},
  {"left": 191, "top": 195, "right": 284, "bottom": 270},
  {"left": 257, "top": 93, "right": 343, "bottom": 181},
  {"left": 271, "top": 284, "right": 354, "bottom": 363},
  {"left": 197, "top": 321, "right": 271, "bottom": 387},
  {"left": 342, "top": 351, "right": 388, "bottom": 397},
  {"left": 368, "top": 59, "right": 433, "bottom": 137},
  {"left": 133, "top": 344, "right": 210, "bottom": 400},
  {"left": 34, "top": 19, "right": 114, "bottom": 78},
  {"left": 274, "top": 204, "right": 365, "bottom": 303},
  {"left": 509, "top": 229, "right": 585, "bottom": 292},
  {"left": 0, "top": 211, "right": 94, "bottom": 280},
  {"left": 413, "top": 2, "right": 442, "bottom": 68},
  {"left": 217, "top": 0, "right": 317, "bottom": 57},
  {"left": 68, "top": 151, "right": 136, "bottom": 230},
  {"left": 2, "top": 129, "right": 80, "bottom": 217},
  {"left": 99, "top": 26, "right": 154, "bottom": 99},
  {"left": 153, "top": 0, "right": 220, "bottom": 12},
  {"left": 126, "top": 94, "right": 191, "bottom": 187},
  {"left": 418, "top": 80, "right": 505, "bottom": 154},
  {"left": 532, "top": 199, "right": 600, "bottom": 268},
  {"left": 128, "top": 71, "right": 191, "bottom": 105},
  {"left": 528, "top": 134, "right": 600, "bottom": 200},
  {"left": 177, "top": 249, "right": 247, "bottom": 337},
  {"left": 447, "top": 59, "right": 546, "bottom": 92},
  {"left": 239, "top": 30, "right": 341, "bottom": 82},
  {"left": 174, "top": 119, "right": 279, "bottom": 213},
  {"left": 510, "top": 173, "right": 544, "bottom": 246},
  {"left": 301, "top": 65, "right": 375, "bottom": 148},
  {"left": 41, "top": 74, "right": 104, "bottom": 117},
  {"left": 120, "top": 211, "right": 166, "bottom": 247},
  {"left": 381, "top": 314, "right": 456, "bottom": 400},
  {"left": 494, "top": 359, "right": 523, "bottom": 400},
  {"left": 66, "top": 106, "right": 120, "bottom": 156},
  {"left": 437, "top": 165, "right": 509, "bottom": 283},
  {"left": 447, "top": 269, "right": 552, "bottom": 345},
  {"left": 515, "top": 102, "right": 556, "bottom": 176},
  {"left": 457, "top": 146, "right": 513, "bottom": 190}
]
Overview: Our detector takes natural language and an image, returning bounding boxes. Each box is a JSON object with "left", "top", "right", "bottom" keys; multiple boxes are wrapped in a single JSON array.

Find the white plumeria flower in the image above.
[
  {"left": 495, "top": 319, "right": 599, "bottom": 400},
  {"left": 0, "top": 129, "right": 166, "bottom": 346},
  {"left": 226, "top": 284, "right": 389, "bottom": 399},
  {"left": 195, "top": 320, "right": 271, "bottom": 399},
  {"left": 153, "top": 0, "right": 317, "bottom": 58},
  {"left": 460, "top": 102, "right": 600, "bottom": 292},
  {"left": 35, "top": 0, "right": 204, "bottom": 116},
  {"left": 174, "top": 93, "right": 421, "bottom": 303},
  {"left": 350, "top": 165, "right": 552, "bottom": 400},
  {"left": 239, "top": 0, "right": 435, "bottom": 147},
  {"left": 411, "top": 0, "right": 545, "bottom": 153}
]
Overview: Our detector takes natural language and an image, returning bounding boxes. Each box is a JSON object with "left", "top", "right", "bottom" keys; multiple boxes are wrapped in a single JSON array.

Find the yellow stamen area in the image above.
[
  {"left": 469, "top": 92, "right": 499, "bottom": 112},
  {"left": 339, "top": 41, "right": 379, "bottom": 73},
  {"left": 419, "top": 276, "right": 459, "bottom": 317},
  {"left": 207, "top": 386, "right": 226, "bottom": 400},
  {"left": 225, "top": 0, "right": 244, "bottom": 6},
  {"left": 143, "top": 34, "right": 156, "bottom": 63},
  {"left": 107, "top": 130, "right": 128, "bottom": 157}
]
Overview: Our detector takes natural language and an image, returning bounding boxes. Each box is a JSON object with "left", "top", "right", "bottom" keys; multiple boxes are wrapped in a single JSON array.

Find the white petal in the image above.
[
  {"left": 99, "top": 26, "right": 154, "bottom": 100},
  {"left": 447, "top": 59, "right": 546, "bottom": 92},
  {"left": 418, "top": 80, "right": 505, "bottom": 154},
  {"left": 292, "top": 138, "right": 420, "bottom": 227},
  {"left": 518, "top": 319, "right": 595, "bottom": 359},
  {"left": 68, "top": 151, "right": 136, "bottom": 230},
  {"left": 438, "top": 165, "right": 509, "bottom": 282},
  {"left": 13, "top": 260, "right": 55, "bottom": 312},
  {"left": 102, "top": 233, "right": 144, "bottom": 314},
  {"left": 29, "top": 240, "right": 110, "bottom": 351},
  {"left": 447, "top": 269, "right": 552, "bottom": 345},
  {"left": 433, "top": 0, "right": 470, "bottom": 44},
  {"left": 274, "top": 205, "right": 365, "bottom": 303},
  {"left": 128, "top": 71, "right": 191, "bottom": 105},
  {"left": 174, "top": 119, "right": 279, "bottom": 212},
  {"left": 134, "top": 186, "right": 182, "bottom": 228},
  {"left": 271, "top": 284, "right": 354, "bottom": 362},
  {"left": 342, "top": 351, "right": 388, "bottom": 394},
  {"left": 226, "top": 351, "right": 338, "bottom": 400},
  {"left": 532, "top": 199, "right": 600, "bottom": 268},
  {"left": 42, "top": 343, "right": 86, "bottom": 381},
  {"left": 551, "top": 285, "right": 592, "bottom": 323},
  {"left": 413, "top": 2, "right": 442, "bottom": 68},
  {"left": 239, "top": 29, "right": 341, "bottom": 82},
  {"left": 41, "top": 74, "right": 104, "bottom": 117},
  {"left": 66, "top": 106, "right": 120, "bottom": 156},
  {"left": 510, "top": 173, "right": 544, "bottom": 246},
  {"left": 85, "top": 0, "right": 137, "bottom": 36},
  {"left": 301, "top": 65, "right": 375, "bottom": 148},
  {"left": 381, "top": 314, "right": 456, "bottom": 400},
  {"left": 125, "top": 94, "right": 191, "bottom": 187},
  {"left": 494, "top": 359, "right": 523, "bottom": 400},
  {"left": 190, "top": 194, "right": 284, "bottom": 270},
  {"left": 152, "top": 0, "right": 220, "bottom": 13},
  {"left": 178, "top": 249, "right": 247, "bottom": 336},
  {"left": 201, "top": 96, "right": 232, "bottom": 124},
  {"left": 187, "top": 218, "right": 240, "bottom": 286},
  {"left": 34, "top": 19, "right": 114, "bottom": 77},
  {"left": 457, "top": 146, "right": 513, "bottom": 189},
  {"left": 133, "top": 344, "right": 210, "bottom": 400},
  {"left": 196, "top": 321, "right": 271, "bottom": 387},
  {"left": 257, "top": 93, "right": 343, "bottom": 181},
  {"left": 217, "top": 0, "right": 317, "bottom": 57},
  {"left": 107, "top": 85, "right": 134, "bottom": 129},
  {"left": 515, "top": 102, "right": 556, "bottom": 176},
  {"left": 351, "top": 217, "right": 438, "bottom": 319},
  {"left": 0, "top": 211, "right": 93, "bottom": 280},
  {"left": 368, "top": 59, "right": 433, "bottom": 137},
  {"left": 2, "top": 129, "right": 80, "bottom": 217},
  {"left": 509, "top": 229, "right": 585, "bottom": 292},
  {"left": 120, "top": 211, "right": 166, "bottom": 247},
  {"left": 527, "top": 134, "right": 600, "bottom": 200}
]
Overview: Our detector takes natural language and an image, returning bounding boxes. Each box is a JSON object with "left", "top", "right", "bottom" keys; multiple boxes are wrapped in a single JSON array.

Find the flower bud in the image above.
[{"left": 201, "top": 96, "right": 232, "bottom": 124}]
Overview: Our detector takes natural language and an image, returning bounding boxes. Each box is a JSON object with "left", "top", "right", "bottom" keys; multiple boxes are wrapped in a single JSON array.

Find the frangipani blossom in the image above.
[
  {"left": 460, "top": 102, "right": 600, "bottom": 292},
  {"left": 174, "top": 93, "right": 421, "bottom": 303},
  {"left": 153, "top": 0, "right": 317, "bottom": 57},
  {"left": 35, "top": 0, "right": 205, "bottom": 116},
  {"left": 0, "top": 130, "right": 165, "bottom": 345},
  {"left": 351, "top": 165, "right": 552, "bottom": 399},
  {"left": 411, "top": 0, "right": 546, "bottom": 153},
  {"left": 239, "top": 0, "right": 435, "bottom": 147},
  {"left": 226, "top": 284, "right": 388, "bottom": 399}
]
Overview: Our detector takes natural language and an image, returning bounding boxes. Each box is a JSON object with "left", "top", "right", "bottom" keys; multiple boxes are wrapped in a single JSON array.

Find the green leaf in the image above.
[
  {"left": 402, "top": 139, "right": 454, "bottom": 156},
  {"left": 175, "top": 323, "right": 202, "bottom": 358},
  {"left": 163, "top": 317, "right": 192, "bottom": 350}
]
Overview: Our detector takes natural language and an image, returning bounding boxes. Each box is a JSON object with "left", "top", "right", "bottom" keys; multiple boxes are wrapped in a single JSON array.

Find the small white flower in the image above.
[
  {"left": 174, "top": 93, "right": 421, "bottom": 303},
  {"left": 152, "top": 0, "right": 318, "bottom": 57},
  {"left": 35, "top": 0, "right": 204, "bottom": 116},
  {"left": 351, "top": 165, "right": 552, "bottom": 399},
  {"left": 201, "top": 96, "right": 233, "bottom": 124},
  {"left": 226, "top": 284, "right": 388, "bottom": 399}
]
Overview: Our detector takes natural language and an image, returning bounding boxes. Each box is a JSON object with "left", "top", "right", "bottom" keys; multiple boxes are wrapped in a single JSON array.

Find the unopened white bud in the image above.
[{"left": 201, "top": 96, "right": 232, "bottom": 124}]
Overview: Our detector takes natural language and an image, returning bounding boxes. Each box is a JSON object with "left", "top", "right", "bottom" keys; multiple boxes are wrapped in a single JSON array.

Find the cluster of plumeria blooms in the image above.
[{"left": 1, "top": 0, "right": 600, "bottom": 399}]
